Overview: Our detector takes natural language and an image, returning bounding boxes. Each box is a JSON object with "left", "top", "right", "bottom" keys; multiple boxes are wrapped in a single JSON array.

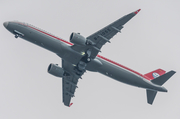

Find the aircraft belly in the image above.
[
  {"left": 7, "top": 22, "right": 66, "bottom": 54},
  {"left": 96, "top": 58, "right": 141, "bottom": 86},
  {"left": 95, "top": 58, "right": 155, "bottom": 89},
  {"left": 23, "top": 28, "right": 65, "bottom": 54},
  {"left": 94, "top": 58, "right": 168, "bottom": 92},
  {"left": 24, "top": 29, "right": 83, "bottom": 64},
  {"left": 7, "top": 22, "right": 84, "bottom": 66}
]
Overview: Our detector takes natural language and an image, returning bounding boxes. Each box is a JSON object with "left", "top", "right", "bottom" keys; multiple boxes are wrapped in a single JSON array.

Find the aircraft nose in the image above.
[{"left": 3, "top": 22, "right": 9, "bottom": 28}]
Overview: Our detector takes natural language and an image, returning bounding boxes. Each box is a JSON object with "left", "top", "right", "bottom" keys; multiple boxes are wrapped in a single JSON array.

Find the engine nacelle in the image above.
[
  {"left": 70, "top": 32, "right": 87, "bottom": 46},
  {"left": 47, "top": 63, "right": 64, "bottom": 77}
]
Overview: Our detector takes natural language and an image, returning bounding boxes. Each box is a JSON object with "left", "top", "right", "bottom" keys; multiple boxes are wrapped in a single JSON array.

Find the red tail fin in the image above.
[{"left": 144, "top": 69, "right": 166, "bottom": 80}]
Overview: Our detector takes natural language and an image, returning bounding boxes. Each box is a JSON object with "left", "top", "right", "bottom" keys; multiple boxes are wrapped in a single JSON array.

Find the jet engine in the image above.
[
  {"left": 48, "top": 63, "right": 64, "bottom": 77},
  {"left": 70, "top": 32, "right": 87, "bottom": 46}
]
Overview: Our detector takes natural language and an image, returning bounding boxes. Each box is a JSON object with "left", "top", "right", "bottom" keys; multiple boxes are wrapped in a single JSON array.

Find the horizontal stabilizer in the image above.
[
  {"left": 146, "top": 89, "right": 157, "bottom": 104},
  {"left": 151, "top": 70, "right": 176, "bottom": 86}
]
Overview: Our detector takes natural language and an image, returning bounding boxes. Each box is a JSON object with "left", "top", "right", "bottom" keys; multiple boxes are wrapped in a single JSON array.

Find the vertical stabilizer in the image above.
[{"left": 144, "top": 69, "right": 166, "bottom": 80}]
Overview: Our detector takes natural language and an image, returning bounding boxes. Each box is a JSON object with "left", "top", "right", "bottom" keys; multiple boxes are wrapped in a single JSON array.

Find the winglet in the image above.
[
  {"left": 69, "top": 103, "right": 73, "bottom": 107},
  {"left": 134, "top": 9, "right": 141, "bottom": 14}
]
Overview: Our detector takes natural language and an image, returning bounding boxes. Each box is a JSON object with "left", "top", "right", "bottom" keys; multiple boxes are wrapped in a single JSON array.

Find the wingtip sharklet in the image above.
[
  {"left": 134, "top": 9, "right": 141, "bottom": 14},
  {"left": 69, "top": 103, "right": 73, "bottom": 107}
]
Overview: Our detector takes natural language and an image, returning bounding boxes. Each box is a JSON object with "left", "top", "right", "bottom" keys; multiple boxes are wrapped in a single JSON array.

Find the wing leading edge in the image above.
[
  {"left": 71, "top": 9, "right": 141, "bottom": 59},
  {"left": 85, "top": 9, "right": 141, "bottom": 58}
]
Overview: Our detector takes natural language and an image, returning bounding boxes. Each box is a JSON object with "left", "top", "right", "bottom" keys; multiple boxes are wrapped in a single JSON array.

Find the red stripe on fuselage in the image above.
[
  {"left": 97, "top": 55, "right": 150, "bottom": 80},
  {"left": 15, "top": 21, "right": 73, "bottom": 45},
  {"left": 17, "top": 22, "right": 150, "bottom": 80},
  {"left": 28, "top": 26, "right": 73, "bottom": 46}
]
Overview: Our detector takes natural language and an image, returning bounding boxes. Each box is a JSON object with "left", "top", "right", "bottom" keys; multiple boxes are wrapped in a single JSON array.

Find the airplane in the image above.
[{"left": 3, "top": 9, "right": 176, "bottom": 107}]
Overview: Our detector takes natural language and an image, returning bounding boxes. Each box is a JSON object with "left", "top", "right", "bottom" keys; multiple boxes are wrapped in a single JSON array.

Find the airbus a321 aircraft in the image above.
[{"left": 4, "top": 9, "right": 176, "bottom": 107}]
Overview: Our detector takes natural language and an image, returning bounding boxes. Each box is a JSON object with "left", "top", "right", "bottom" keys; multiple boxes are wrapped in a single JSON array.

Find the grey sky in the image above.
[{"left": 0, "top": 0, "right": 180, "bottom": 119}]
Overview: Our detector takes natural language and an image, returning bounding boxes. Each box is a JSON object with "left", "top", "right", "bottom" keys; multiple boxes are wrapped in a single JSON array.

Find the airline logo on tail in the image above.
[
  {"left": 144, "top": 69, "right": 166, "bottom": 80},
  {"left": 152, "top": 72, "right": 160, "bottom": 78}
]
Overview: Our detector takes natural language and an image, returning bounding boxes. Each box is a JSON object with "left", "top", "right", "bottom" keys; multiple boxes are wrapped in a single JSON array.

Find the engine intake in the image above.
[
  {"left": 70, "top": 32, "right": 87, "bottom": 46},
  {"left": 48, "top": 63, "right": 64, "bottom": 77}
]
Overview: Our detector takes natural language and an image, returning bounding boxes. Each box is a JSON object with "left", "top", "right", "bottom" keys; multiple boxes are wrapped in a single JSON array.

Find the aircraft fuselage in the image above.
[{"left": 3, "top": 21, "right": 167, "bottom": 92}]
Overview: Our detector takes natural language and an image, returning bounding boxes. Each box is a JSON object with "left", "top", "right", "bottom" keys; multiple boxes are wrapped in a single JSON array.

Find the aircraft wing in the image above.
[
  {"left": 85, "top": 9, "right": 141, "bottom": 58},
  {"left": 62, "top": 9, "right": 141, "bottom": 106},
  {"left": 62, "top": 60, "right": 83, "bottom": 107}
]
